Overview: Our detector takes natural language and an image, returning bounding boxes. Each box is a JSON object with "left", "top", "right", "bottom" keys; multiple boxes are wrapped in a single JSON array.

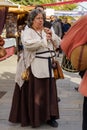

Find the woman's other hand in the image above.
[{"left": 44, "top": 27, "right": 52, "bottom": 40}]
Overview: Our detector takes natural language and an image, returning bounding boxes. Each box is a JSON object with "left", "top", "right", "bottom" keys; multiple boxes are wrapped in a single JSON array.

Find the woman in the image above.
[{"left": 9, "top": 9, "right": 61, "bottom": 128}]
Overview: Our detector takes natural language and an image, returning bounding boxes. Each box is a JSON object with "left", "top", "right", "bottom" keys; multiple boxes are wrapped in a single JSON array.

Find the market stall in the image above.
[{"left": 0, "top": 1, "right": 34, "bottom": 61}]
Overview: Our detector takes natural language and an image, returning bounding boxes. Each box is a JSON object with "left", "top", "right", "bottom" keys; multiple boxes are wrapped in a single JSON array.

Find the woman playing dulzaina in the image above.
[
  {"left": 9, "top": 9, "right": 61, "bottom": 128},
  {"left": 60, "top": 14, "right": 87, "bottom": 130}
]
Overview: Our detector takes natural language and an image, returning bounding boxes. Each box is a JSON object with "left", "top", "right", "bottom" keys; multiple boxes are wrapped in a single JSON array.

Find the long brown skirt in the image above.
[{"left": 9, "top": 71, "right": 59, "bottom": 127}]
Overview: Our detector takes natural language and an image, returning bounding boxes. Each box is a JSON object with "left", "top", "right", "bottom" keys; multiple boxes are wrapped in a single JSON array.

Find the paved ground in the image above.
[{"left": 0, "top": 54, "right": 83, "bottom": 130}]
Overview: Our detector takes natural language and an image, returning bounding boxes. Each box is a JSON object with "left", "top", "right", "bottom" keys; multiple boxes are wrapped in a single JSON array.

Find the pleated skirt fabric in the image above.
[{"left": 9, "top": 70, "right": 59, "bottom": 127}]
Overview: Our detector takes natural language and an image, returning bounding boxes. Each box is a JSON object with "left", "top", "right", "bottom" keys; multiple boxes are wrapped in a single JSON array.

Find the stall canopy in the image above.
[
  {"left": 8, "top": 5, "right": 34, "bottom": 14},
  {"left": 0, "top": 0, "right": 18, "bottom": 7}
]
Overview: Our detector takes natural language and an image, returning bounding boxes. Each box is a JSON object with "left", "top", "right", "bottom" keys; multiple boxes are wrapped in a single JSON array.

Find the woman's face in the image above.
[{"left": 32, "top": 13, "right": 44, "bottom": 30}]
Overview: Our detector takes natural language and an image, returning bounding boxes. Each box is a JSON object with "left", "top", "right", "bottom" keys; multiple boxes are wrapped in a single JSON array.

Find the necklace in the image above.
[
  {"left": 32, "top": 27, "right": 43, "bottom": 39},
  {"left": 37, "top": 31, "right": 43, "bottom": 39}
]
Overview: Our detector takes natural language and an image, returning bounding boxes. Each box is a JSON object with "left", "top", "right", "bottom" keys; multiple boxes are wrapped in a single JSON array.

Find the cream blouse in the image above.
[{"left": 15, "top": 26, "right": 61, "bottom": 87}]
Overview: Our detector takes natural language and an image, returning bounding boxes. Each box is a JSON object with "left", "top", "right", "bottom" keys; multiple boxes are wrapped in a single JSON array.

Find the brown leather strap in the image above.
[{"left": 78, "top": 45, "right": 84, "bottom": 70}]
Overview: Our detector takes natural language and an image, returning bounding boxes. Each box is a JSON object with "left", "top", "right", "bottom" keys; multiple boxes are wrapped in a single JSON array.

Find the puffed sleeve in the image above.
[
  {"left": 21, "top": 27, "right": 48, "bottom": 51},
  {"left": 51, "top": 32, "right": 61, "bottom": 49}
]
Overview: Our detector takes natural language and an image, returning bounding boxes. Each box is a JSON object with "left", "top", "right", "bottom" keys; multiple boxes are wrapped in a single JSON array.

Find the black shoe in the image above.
[
  {"left": 47, "top": 119, "right": 58, "bottom": 127},
  {"left": 57, "top": 97, "right": 61, "bottom": 102},
  {"left": 74, "top": 87, "right": 78, "bottom": 91}
]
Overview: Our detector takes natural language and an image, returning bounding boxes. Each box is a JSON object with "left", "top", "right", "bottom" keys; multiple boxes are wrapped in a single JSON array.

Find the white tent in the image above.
[{"left": 54, "top": 10, "right": 87, "bottom": 16}]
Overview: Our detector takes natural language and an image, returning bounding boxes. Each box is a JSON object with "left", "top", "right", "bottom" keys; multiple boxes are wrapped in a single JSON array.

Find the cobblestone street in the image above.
[{"left": 0, "top": 54, "right": 83, "bottom": 130}]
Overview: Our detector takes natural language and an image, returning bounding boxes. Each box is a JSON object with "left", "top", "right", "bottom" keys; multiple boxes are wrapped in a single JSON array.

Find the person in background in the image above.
[
  {"left": 57, "top": 18, "right": 64, "bottom": 39},
  {"left": 62, "top": 17, "right": 71, "bottom": 37},
  {"left": 79, "top": 70, "right": 87, "bottom": 130},
  {"left": 9, "top": 9, "right": 61, "bottom": 128},
  {"left": 60, "top": 14, "right": 87, "bottom": 130},
  {"left": 50, "top": 15, "right": 62, "bottom": 38},
  {"left": 35, "top": 5, "right": 51, "bottom": 29},
  {"left": 50, "top": 15, "right": 62, "bottom": 54}
]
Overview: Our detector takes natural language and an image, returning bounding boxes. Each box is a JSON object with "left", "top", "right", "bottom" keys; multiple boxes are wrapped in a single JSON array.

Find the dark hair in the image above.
[
  {"left": 35, "top": 5, "right": 46, "bottom": 21},
  {"left": 27, "top": 9, "right": 44, "bottom": 27},
  {"left": 35, "top": 5, "right": 45, "bottom": 10}
]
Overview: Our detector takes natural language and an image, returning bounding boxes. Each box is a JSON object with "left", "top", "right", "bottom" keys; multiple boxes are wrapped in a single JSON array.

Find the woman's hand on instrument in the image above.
[{"left": 44, "top": 27, "right": 52, "bottom": 41}]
